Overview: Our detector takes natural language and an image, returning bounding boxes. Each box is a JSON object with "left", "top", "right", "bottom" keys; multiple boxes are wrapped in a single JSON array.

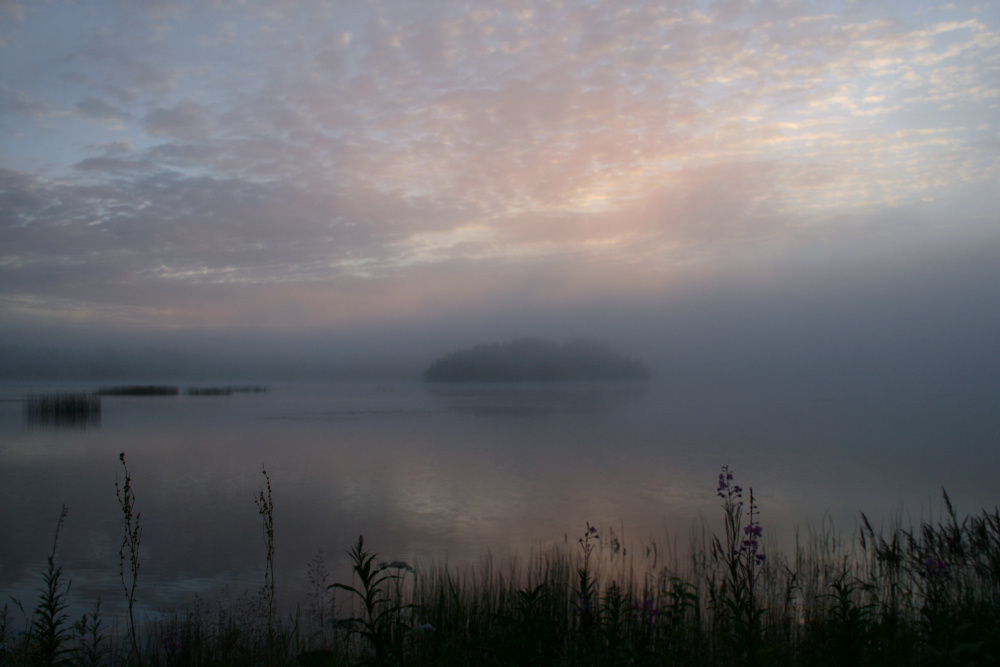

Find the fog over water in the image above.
[{"left": 5, "top": 217, "right": 1000, "bottom": 388}]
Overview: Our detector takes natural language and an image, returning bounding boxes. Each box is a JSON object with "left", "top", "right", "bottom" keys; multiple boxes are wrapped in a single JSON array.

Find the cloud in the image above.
[
  {"left": 0, "top": 85, "right": 45, "bottom": 118},
  {"left": 144, "top": 100, "right": 212, "bottom": 139},
  {"left": 73, "top": 155, "right": 152, "bottom": 173},
  {"left": 0, "top": 0, "right": 25, "bottom": 22},
  {"left": 75, "top": 96, "right": 132, "bottom": 122},
  {"left": 0, "top": 0, "right": 998, "bottom": 355}
]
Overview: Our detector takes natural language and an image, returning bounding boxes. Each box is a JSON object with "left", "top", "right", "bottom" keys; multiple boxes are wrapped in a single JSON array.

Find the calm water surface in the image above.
[{"left": 1, "top": 378, "right": 997, "bottom": 618}]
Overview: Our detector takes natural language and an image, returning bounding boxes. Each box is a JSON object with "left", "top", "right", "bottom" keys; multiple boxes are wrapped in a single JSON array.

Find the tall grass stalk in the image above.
[
  {"left": 115, "top": 451, "right": 142, "bottom": 665},
  {"left": 255, "top": 465, "right": 277, "bottom": 661}
]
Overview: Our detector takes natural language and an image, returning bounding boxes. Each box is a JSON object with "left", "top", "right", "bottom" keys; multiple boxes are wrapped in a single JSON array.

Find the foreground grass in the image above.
[{"left": 2, "top": 463, "right": 998, "bottom": 666}]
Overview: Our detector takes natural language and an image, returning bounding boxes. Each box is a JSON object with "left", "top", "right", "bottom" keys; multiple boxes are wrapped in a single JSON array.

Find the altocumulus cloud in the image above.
[{"left": 0, "top": 0, "right": 998, "bottom": 366}]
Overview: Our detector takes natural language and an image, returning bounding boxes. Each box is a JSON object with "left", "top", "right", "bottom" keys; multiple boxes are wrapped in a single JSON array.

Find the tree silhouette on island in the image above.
[{"left": 423, "top": 338, "right": 649, "bottom": 382}]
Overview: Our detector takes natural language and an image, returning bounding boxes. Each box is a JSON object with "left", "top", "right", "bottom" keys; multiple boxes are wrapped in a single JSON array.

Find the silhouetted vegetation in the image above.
[
  {"left": 423, "top": 338, "right": 649, "bottom": 382},
  {"left": 185, "top": 385, "right": 269, "bottom": 396},
  {"left": 96, "top": 386, "right": 179, "bottom": 396},
  {"left": 4, "top": 464, "right": 997, "bottom": 665},
  {"left": 23, "top": 393, "right": 101, "bottom": 429}
]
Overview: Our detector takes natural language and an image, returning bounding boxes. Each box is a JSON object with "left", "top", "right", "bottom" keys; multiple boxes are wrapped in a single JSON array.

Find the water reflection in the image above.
[{"left": 425, "top": 380, "right": 649, "bottom": 417}]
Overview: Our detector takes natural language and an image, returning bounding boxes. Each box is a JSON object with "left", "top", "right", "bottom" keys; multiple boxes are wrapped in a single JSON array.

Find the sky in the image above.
[{"left": 1, "top": 0, "right": 999, "bottom": 378}]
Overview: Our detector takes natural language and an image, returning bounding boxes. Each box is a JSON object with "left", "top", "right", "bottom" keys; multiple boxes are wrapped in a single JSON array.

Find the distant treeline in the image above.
[{"left": 424, "top": 338, "right": 649, "bottom": 382}]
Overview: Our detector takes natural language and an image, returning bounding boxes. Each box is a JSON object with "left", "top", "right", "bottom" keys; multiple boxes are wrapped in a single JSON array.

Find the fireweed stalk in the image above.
[
  {"left": 576, "top": 523, "right": 600, "bottom": 645},
  {"left": 713, "top": 466, "right": 768, "bottom": 665}
]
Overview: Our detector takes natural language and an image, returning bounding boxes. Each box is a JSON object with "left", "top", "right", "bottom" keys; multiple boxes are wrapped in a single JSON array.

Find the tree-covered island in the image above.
[{"left": 423, "top": 338, "right": 649, "bottom": 382}]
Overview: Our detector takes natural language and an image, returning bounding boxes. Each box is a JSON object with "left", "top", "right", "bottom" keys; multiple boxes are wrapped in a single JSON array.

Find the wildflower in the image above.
[
  {"left": 717, "top": 466, "right": 743, "bottom": 502},
  {"left": 579, "top": 522, "right": 599, "bottom": 544},
  {"left": 631, "top": 597, "right": 659, "bottom": 623},
  {"left": 576, "top": 595, "right": 596, "bottom": 616}
]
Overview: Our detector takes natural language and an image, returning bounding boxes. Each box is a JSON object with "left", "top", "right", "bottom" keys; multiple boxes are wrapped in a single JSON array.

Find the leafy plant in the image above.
[
  {"left": 330, "top": 536, "right": 413, "bottom": 665},
  {"left": 31, "top": 505, "right": 73, "bottom": 667},
  {"left": 72, "top": 599, "right": 109, "bottom": 667},
  {"left": 821, "top": 571, "right": 874, "bottom": 666}
]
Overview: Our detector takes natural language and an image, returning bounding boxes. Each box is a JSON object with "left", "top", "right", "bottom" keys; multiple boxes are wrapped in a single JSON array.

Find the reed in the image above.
[
  {"left": 255, "top": 466, "right": 278, "bottom": 663},
  {"left": 2, "top": 465, "right": 998, "bottom": 666},
  {"left": 186, "top": 385, "right": 269, "bottom": 396},
  {"left": 97, "top": 386, "right": 179, "bottom": 396},
  {"left": 24, "top": 393, "right": 101, "bottom": 428}
]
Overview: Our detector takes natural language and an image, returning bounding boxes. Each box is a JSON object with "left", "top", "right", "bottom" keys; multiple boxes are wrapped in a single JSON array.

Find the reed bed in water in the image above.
[
  {"left": 95, "top": 385, "right": 179, "bottom": 396},
  {"left": 23, "top": 392, "right": 101, "bottom": 428},
  {"left": 2, "top": 464, "right": 998, "bottom": 666},
  {"left": 185, "top": 385, "right": 269, "bottom": 396}
]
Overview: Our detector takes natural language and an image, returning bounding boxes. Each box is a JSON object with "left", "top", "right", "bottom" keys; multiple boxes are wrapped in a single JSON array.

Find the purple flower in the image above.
[
  {"left": 718, "top": 466, "right": 744, "bottom": 500},
  {"left": 631, "top": 597, "right": 659, "bottom": 623}
]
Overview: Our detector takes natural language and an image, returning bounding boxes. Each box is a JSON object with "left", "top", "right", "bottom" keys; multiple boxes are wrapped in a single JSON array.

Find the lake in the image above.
[{"left": 1, "top": 378, "right": 997, "bottom": 619}]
